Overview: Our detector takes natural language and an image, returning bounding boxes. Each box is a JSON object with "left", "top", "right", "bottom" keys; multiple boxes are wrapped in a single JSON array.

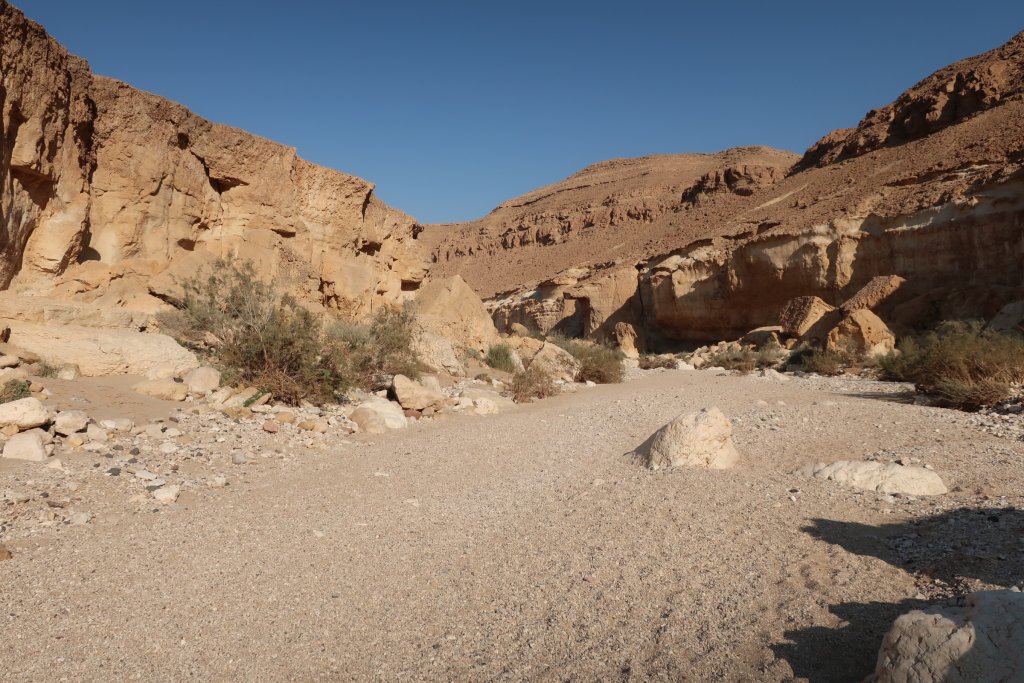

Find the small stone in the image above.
[
  {"left": 1, "top": 431, "right": 47, "bottom": 461},
  {"left": 68, "top": 512, "right": 90, "bottom": 526},
  {"left": 86, "top": 424, "right": 109, "bottom": 443},
  {"left": 276, "top": 412, "right": 296, "bottom": 424},
  {"left": 232, "top": 452, "right": 248, "bottom": 465},
  {"left": 262, "top": 420, "right": 279, "bottom": 434},
  {"left": 159, "top": 442, "right": 178, "bottom": 455},
  {"left": 0, "top": 545, "right": 11, "bottom": 561},
  {"left": 209, "top": 475, "right": 228, "bottom": 488},
  {"left": 54, "top": 410, "right": 90, "bottom": 436},
  {"left": 151, "top": 485, "right": 180, "bottom": 504},
  {"left": 0, "top": 355, "right": 19, "bottom": 368}
]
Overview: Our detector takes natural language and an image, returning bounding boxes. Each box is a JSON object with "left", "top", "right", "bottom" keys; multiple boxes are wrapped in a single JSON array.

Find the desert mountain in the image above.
[{"left": 428, "top": 30, "right": 1024, "bottom": 343}]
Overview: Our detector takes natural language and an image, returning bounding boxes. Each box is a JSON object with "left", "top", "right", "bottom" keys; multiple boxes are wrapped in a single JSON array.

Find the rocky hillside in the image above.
[
  {"left": 422, "top": 147, "right": 800, "bottom": 298},
  {"left": 446, "top": 30, "right": 1024, "bottom": 344},
  {"left": 0, "top": 1, "right": 428, "bottom": 323}
]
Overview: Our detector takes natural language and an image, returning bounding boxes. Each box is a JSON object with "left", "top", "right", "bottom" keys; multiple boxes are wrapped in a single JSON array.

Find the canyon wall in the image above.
[{"left": 1, "top": 2, "right": 427, "bottom": 324}]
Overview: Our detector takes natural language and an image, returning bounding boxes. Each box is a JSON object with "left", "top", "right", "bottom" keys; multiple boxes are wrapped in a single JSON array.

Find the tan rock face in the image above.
[
  {"left": 2, "top": 321, "right": 198, "bottom": 376},
  {"left": 778, "top": 296, "right": 839, "bottom": 340},
  {"left": 0, "top": 4, "right": 428, "bottom": 321}
]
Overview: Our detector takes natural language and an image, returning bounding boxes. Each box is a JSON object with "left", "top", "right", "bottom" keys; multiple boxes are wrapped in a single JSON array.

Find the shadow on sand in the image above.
[{"left": 771, "top": 507, "right": 1024, "bottom": 682}]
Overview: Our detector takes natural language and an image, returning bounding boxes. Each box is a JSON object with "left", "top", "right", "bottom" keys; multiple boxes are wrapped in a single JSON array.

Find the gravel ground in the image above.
[{"left": 1, "top": 368, "right": 1022, "bottom": 681}]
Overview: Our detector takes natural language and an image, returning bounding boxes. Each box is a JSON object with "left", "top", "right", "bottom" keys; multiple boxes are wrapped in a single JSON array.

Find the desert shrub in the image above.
[
  {"left": 510, "top": 366, "right": 558, "bottom": 403},
  {"left": 328, "top": 305, "right": 423, "bottom": 391},
  {"left": 158, "top": 260, "right": 422, "bottom": 404},
  {"left": 0, "top": 379, "right": 30, "bottom": 404},
  {"left": 878, "top": 321, "right": 1024, "bottom": 410},
  {"left": 639, "top": 354, "right": 677, "bottom": 370},
  {"left": 707, "top": 341, "right": 788, "bottom": 374},
  {"left": 485, "top": 344, "right": 518, "bottom": 373},
  {"left": 35, "top": 362, "right": 59, "bottom": 378},
  {"left": 550, "top": 338, "right": 625, "bottom": 384},
  {"left": 800, "top": 347, "right": 856, "bottom": 376}
]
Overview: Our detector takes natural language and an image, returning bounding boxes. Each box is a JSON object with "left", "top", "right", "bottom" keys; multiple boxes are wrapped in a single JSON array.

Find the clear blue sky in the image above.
[{"left": 16, "top": 1, "right": 1024, "bottom": 223}]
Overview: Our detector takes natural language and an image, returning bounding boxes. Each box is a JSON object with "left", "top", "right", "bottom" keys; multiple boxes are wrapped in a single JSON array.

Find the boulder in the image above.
[
  {"left": 472, "top": 398, "right": 499, "bottom": 415},
  {"left": 641, "top": 407, "right": 740, "bottom": 470},
  {"left": 133, "top": 378, "right": 189, "bottom": 402},
  {"left": 0, "top": 355, "right": 19, "bottom": 368},
  {"left": 987, "top": 299, "right": 1024, "bottom": 336},
  {"left": 414, "top": 275, "right": 502, "bottom": 351},
  {"left": 184, "top": 366, "right": 221, "bottom": 394},
  {"left": 509, "top": 322, "right": 532, "bottom": 337},
  {"left": 352, "top": 398, "right": 407, "bottom": 431},
  {"left": 613, "top": 322, "right": 641, "bottom": 359},
  {"left": 841, "top": 275, "right": 906, "bottom": 313},
  {"left": 2, "top": 321, "right": 198, "bottom": 376},
  {"left": 391, "top": 374, "right": 444, "bottom": 411},
  {"left": 778, "top": 296, "right": 839, "bottom": 341},
  {"left": 740, "top": 326, "right": 784, "bottom": 348},
  {"left": 826, "top": 309, "right": 896, "bottom": 357},
  {"left": 528, "top": 342, "right": 581, "bottom": 382},
  {"left": 348, "top": 407, "right": 388, "bottom": 434},
  {"left": 412, "top": 331, "right": 465, "bottom": 376},
  {"left": 868, "top": 590, "right": 1024, "bottom": 683},
  {"left": 54, "top": 410, "right": 90, "bottom": 436},
  {"left": 800, "top": 460, "right": 947, "bottom": 495},
  {"left": 2, "top": 431, "right": 47, "bottom": 461},
  {"left": 0, "top": 397, "right": 50, "bottom": 430}
]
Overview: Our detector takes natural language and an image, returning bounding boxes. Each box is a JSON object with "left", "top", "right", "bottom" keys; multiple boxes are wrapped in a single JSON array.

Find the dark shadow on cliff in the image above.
[{"left": 772, "top": 598, "right": 923, "bottom": 683}]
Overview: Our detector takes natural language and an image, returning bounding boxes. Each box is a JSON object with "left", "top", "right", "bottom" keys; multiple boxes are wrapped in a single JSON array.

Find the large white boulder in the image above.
[
  {"left": 2, "top": 321, "right": 198, "bottom": 376},
  {"left": 868, "top": 590, "right": 1024, "bottom": 682},
  {"left": 641, "top": 407, "right": 740, "bottom": 470},
  {"left": 2, "top": 430, "right": 47, "bottom": 461},
  {"left": 0, "top": 397, "right": 51, "bottom": 430},
  {"left": 351, "top": 398, "right": 407, "bottom": 432},
  {"left": 391, "top": 374, "right": 444, "bottom": 411},
  {"left": 800, "top": 460, "right": 947, "bottom": 496}
]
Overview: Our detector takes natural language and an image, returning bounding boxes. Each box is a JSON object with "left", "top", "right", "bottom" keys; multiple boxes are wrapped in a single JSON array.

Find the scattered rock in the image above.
[
  {"left": 151, "top": 485, "right": 180, "bottom": 504},
  {"left": 0, "top": 397, "right": 51, "bottom": 431},
  {"left": 0, "top": 354, "right": 19, "bottom": 368},
  {"left": 868, "top": 590, "right": 1024, "bottom": 682},
  {"left": 778, "top": 296, "right": 839, "bottom": 340},
  {"left": 85, "top": 423, "right": 108, "bottom": 443},
  {"left": 349, "top": 407, "right": 388, "bottom": 434},
  {"left": 800, "top": 460, "right": 947, "bottom": 495},
  {"left": 640, "top": 407, "right": 740, "bottom": 470},
  {"left": 262, "top": 420, "right": 279, "bottom": 434},
  {"left": 184, "top": 366, "right": 221, "bottom": 394},
  {"left": 133, "top": 378, "right": 188, "bottom": 402},
  {"left": 613, "top": 322, "right": 641, "bottom": 359},
  {"left": 54, "top": 410, "right": 90, "bottom": 436},
  {"left": 0, "top": 545, "right": 11, "bottom": 561},
  {"left": 232, "top": 452, "right": 248, "bottom": 465},
  {"left": 392, "top": 374, "right": 445, "bottom": 411},
  {"left": 529, "top": 342, "right": 581, "bottom": 382},
  {"left": 2, "top": 431, "right": 47, "bottom": 462}
]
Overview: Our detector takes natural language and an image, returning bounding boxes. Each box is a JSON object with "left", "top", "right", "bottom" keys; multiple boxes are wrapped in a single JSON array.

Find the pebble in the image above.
[{"left": 232, "top": 453, "right": 248, "bottom": 465}]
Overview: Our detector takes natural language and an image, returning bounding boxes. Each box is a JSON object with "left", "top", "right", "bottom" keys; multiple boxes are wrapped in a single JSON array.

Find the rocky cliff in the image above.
[
  {"left": 0, "top": 1, "right": 427, "bottom": 324},
  {"left": 448, "top": 30, "right": 1024, "bottom": 345}
]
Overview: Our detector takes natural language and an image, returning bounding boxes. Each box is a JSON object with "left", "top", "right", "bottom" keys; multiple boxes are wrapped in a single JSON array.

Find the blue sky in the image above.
[{"left": 17, "top": 1, "right": 1024, "bottom": 223}]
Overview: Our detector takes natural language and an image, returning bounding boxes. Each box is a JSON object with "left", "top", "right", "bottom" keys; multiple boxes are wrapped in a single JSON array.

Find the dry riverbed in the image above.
[{"left": 1, "top": 367, "right": 1022, "bottom": 681}]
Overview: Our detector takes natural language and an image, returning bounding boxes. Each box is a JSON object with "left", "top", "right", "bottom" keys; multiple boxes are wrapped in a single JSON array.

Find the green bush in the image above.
[
  {"left": 510, "top": 366, "right": 558, "bottom": 403},
  {"left": 0, "top": 379, "right": 30, "bottom": 404},
  {"left": 485, "top": 344, "right": 518, "bottom": 373},
  {"left": 158, "top": 260, "right": 422, "bottom": 404},
  {"left": 330, "top": 306, "right": 422, "bottom": 390},
  {"left": 550, "top": 337, "right": 625, "bottom": 384},
  {"left": 878, "top": 321, "right": 1024, "bottom": 410},
  {"left": 35, "top": 362, "right": 59, "bottom": 378}
]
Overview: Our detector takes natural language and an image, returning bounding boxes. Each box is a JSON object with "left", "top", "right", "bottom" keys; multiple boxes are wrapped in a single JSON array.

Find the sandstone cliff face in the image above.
[{"left": 1, "top": 2, "right": 427, "bottom": 321}]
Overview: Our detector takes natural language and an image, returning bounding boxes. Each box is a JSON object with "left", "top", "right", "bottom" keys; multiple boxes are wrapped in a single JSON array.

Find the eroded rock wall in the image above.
[{"left": 1, "top": 2, "right": 427, "bottom": 321}]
